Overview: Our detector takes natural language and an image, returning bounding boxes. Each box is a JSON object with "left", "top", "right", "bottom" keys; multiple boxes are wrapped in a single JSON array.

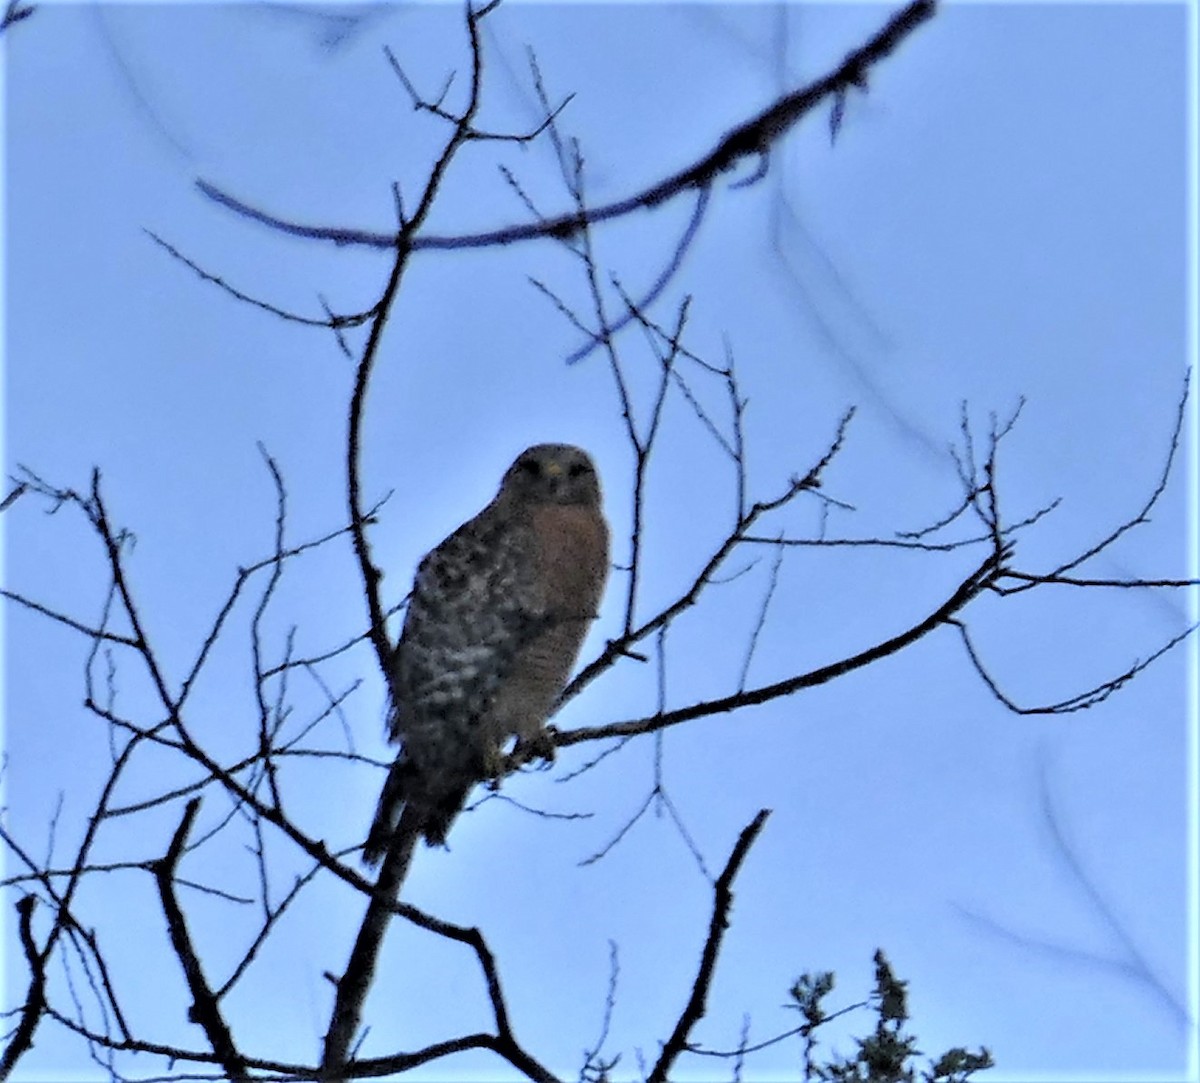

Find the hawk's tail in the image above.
[
  {"left": 363, "top": 758, "right": 472, "bottom": 866},
  {"left": 363, "top": 758, "right": 413, "bottom": 867}
]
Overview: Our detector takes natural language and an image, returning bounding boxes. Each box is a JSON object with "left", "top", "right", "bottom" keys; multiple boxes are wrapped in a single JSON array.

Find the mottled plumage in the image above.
[{"left": 363, "top": 444, "right": 609, "bottom": 865}]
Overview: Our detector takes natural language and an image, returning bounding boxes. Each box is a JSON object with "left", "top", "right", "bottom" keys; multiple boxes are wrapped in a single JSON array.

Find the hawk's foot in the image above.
[{"left": 512, "top": 726, "right": 558, "bottom": 770}]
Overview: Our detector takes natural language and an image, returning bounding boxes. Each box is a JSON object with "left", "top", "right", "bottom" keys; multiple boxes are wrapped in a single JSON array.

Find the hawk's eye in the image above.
[
  {"left": 567, "top": 461, "right": 590, "bottom": 478},
  {"left": 519, "top": 458, "right": 541, "bottom": 476}
]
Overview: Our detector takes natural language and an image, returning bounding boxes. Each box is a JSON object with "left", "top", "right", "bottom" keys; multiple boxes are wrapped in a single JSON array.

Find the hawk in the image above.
[{"left": 363, "top": 443, "right": 610, "bottom": 866}]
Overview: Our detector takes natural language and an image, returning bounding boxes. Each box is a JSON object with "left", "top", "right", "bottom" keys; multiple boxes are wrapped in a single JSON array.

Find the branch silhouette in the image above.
[
  {"left": 191, "top": 1, "right": 936, "bottom": 253},
  {"left": 648, "top": 809, "right": 771, "bottom": 1083}
]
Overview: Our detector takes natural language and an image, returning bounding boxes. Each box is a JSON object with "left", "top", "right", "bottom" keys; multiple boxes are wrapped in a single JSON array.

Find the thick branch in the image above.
[
  {"left": 322, "top": 820, "right": 420, "bottom": 1075},
  {"left": 341, "top": 1033, "right": 554, "bottom": 1080},
  {"left": 323, "top": 809, "right": 553, "bottom": 1082},
  {"left": 0, "top": 896, "right": 47, "bottom": 1080},
  {"left": 648, "top": 809, "right": 771, "bottom": 1083},
  {"left": 152, "top": 798, "right": 250, "bottom": 1082}
]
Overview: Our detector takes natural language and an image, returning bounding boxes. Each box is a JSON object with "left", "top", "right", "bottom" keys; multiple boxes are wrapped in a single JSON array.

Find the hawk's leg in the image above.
[{"left": 511, "top": 725, "right": 558, "bottom": 769}]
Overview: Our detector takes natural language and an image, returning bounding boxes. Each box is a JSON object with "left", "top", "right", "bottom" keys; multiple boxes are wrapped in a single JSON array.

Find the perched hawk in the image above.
[{"left": 363, "top": 444, "right": 610, "bottom": 866}]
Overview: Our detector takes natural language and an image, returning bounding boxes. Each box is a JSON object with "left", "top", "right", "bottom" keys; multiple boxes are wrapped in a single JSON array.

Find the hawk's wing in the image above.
[
  {"left": 366, "top": 511, "right": 543, "bottom": 855},
  {"left": 389, "top": 511, "right": 542, "bottom": 745}
]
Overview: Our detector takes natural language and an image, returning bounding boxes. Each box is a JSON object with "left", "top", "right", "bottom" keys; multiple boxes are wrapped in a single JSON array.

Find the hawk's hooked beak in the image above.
[{"left": 543, "top": 461, "right": 564, "bottom": 478}]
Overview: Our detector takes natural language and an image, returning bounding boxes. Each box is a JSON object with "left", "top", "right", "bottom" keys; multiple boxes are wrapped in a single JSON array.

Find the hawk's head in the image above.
[{"left": 501, "top": 444, "right": 601, "bottom": 507}]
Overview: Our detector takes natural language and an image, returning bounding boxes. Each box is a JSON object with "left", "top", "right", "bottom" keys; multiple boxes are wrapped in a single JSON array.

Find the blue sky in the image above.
[{"left": 2, "top": 2, "right": 1197, "bottom": 1080}]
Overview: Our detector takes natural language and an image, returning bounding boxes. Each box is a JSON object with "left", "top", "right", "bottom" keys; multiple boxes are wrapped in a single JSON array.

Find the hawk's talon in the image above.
[{"left": 512, "top": 727, "right": 558, "bottom": 768}]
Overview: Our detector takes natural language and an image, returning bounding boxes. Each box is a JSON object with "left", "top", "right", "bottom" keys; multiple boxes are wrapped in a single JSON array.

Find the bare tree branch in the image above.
[
  {"left": 326, "top": 9, "right": 560, "bottom": 1080},
  {"left": 192, "top": 1, "right": 937, "bottom": 254},
  {"left": 556, "top": 548, "right": 1004, "bottom": 749},
  {"left": 0, "top": 587, "right": 138, "bottom": 646},
  {"left": 950, "top": 616, "right": 1197, "bottom": 716},
  {"left": 0, "top": 0, "right": 34, "bottom": 34},
  {"left": 648, "top": 809, "right": 771, "bottom": 1083},
  {"left": 145, "top": 229, "right": 376, "bottom": 332},
  {"left": 1, "top": 896, "right": 47, "bottom": 1079},
  {"left": 152, "top": 799, "right": 249, "bottom": 1082},
  {"left": 1006, "top": 371, "right": 1191, "bottom": 592},
  {"left": 322, "top": 818, "right": 421, "bottom": 1074},
  {"left": 559, "top": 408, "right": 857, "bottom": 712},
  {"left": 343, "top": 0, "right": 497, "bottom": 687}
]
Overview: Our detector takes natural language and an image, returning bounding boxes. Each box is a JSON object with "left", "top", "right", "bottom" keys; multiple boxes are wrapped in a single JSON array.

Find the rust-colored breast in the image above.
[
  {"left": 484, "top": 502, "right": 609, "bottom": 743},
  {"left": 530, "top": 503, "right": 610, "bottom": 621}
]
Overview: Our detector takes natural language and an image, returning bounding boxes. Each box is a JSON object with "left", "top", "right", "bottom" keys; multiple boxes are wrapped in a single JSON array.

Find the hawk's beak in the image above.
[{"left": 544, "top": 462, "right": 564, "bottom": 478}]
